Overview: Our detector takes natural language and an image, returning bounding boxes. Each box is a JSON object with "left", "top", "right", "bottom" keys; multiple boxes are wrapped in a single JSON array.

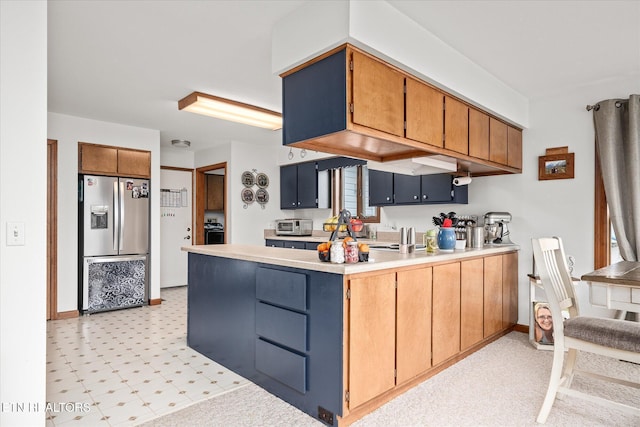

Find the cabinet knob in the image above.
[
  {"left": 423, "top": 195, "right": 428, "bottom": 200},
  {"left": 292, "top": 202, "right": 296, "bottom": 206},
  {"left": 413, "top": 195, "right": 418, "bottom": 200},
  {"left": 184, "top": 235, "right": 191, "bottom": 240},
  {"left": 386, "top": 196, "right": 391, "bottom": 201}
]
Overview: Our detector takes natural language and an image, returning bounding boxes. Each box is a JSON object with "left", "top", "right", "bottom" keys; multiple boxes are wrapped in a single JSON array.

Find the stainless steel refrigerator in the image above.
[{"left": 79, "top": 175, "right": 150, "bottom": 313}]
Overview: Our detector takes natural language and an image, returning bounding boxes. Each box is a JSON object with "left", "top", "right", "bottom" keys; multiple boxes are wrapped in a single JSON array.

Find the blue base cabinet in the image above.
[{"left": 187, "top": 253, "right": 344, "bottom": 422}]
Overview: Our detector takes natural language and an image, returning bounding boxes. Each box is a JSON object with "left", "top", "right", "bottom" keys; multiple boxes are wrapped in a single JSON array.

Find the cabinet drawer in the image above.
[
  {"left": 283, "top": 241, "right": 306, "bottom": 250},
  {"left": 256, "top": 302, "right": 307, "bottom": 352},
  {"left": 256, "top": 268, "right": 307, "bottom": 311},
  {"left": 255, "top": 338, "right": 307, "bottom": 394}
]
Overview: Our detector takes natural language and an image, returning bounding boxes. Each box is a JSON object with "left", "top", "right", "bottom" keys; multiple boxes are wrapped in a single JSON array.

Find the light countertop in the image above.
[{"left": 183, "top": 243, "right": 519, "bottom": 275}]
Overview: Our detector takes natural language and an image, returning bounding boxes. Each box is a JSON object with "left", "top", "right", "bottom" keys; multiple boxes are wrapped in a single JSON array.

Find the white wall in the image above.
[
  {"left": 48, "top": 113, "right": 161, "bottom": 311},
  {"left": 0, "top": 1, "right": 47, "bottom": 425},
  {"left": 195, "top": 141, "right": 284, "bottom": 245},
  {"left": 273, "top": 0, "right": 529, "bottom": 127},
  {"left": 160, "top": 147, "right": 195, "bottom": 169}
]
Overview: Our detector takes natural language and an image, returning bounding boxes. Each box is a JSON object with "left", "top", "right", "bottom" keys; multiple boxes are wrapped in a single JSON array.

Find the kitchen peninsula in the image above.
[{"left": 184, "top": 243, "right": 519, "bottom": 426}]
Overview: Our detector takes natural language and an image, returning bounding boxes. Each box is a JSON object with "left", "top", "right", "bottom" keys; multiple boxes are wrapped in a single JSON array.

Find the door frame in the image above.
[
  {"left": 47, "top": 139, "right": 58, "bottom": 320},
  {"left": 195, "top": 162, "right": 227, "bottom": 245}
]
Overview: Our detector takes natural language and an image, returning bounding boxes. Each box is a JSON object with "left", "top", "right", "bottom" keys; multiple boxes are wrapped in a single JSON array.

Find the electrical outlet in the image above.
[
  {"left": 6, "top": 222, "right": 25, "bottom": 246},
  {"left": 317, "top": 406, "right": 334, "bottom": 425}
]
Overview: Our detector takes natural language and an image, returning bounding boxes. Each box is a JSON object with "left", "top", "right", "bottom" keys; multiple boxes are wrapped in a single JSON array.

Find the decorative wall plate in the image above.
[
  {"left": 256, "top": 172, "right": 269, "bottom": 188},
  {"left": 256, "top": 188, "right": 269, "bottom": 204},
  {"left": 241, "top": 188, "right": 255, "bottom": 204},
  {"left": 241, "top": 171, "right": 255, "bottom": 187}
]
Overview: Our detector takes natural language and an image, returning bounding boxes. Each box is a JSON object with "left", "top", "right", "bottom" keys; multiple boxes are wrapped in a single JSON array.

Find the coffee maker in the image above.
[{"left": 483, "top": 212, "right": 513, "bottom": 245}]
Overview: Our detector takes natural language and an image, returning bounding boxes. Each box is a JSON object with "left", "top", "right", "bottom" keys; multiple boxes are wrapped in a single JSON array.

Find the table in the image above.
[{"left": 581, "top": 261, "right": 640, "bottom": 320}]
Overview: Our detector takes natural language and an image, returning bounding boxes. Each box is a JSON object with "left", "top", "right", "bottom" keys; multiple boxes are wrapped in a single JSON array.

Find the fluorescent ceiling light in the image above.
[{"left": 178, "top": 91, "right": 282, "bottom": 130}]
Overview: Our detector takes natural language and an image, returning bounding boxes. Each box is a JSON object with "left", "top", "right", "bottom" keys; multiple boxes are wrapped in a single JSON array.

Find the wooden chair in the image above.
[{"left": 531, "top": 237, "right": 640, "bottom": 423}]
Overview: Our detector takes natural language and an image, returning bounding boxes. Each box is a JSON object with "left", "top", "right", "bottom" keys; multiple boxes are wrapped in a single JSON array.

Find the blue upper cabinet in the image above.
[
  {"left": 282, "top": 49, "right": 347, "bottom": 146},
  {"left": 369, "top": 172, "right": 468, "bottom": 206},
  {"left": 280, "top": 161, "right": 318, "bottom": 210}
]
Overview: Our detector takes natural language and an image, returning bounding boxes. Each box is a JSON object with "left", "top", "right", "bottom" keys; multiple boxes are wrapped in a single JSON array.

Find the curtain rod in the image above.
[{"left": 586, "top": 100, "right": 626, "bottom": 111}]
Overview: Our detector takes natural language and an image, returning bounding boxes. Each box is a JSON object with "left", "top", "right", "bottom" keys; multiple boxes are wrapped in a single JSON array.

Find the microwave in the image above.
[{"left": 275, "top": 219, "right": 313, "bottom": 236}]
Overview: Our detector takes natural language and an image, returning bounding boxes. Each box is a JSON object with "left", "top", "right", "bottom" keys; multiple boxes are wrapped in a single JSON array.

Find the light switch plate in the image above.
[{"left": 6, "top": 222, "right": 25, "bottom": 246}]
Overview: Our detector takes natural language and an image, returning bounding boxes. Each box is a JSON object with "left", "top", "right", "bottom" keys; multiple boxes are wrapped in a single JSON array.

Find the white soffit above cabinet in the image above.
[{"left": 272, "top": 0, "right": 529, "bottom": 128}]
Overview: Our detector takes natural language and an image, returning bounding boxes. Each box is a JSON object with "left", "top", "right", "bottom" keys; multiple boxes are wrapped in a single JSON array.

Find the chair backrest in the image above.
[{"left": 531, "top": 237, "right": 579, "bottom": 335}]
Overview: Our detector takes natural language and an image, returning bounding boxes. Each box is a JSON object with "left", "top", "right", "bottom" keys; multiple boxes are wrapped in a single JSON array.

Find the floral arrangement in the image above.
[{"left": 432, "top": 212, "right": 459, "bottom": 228}]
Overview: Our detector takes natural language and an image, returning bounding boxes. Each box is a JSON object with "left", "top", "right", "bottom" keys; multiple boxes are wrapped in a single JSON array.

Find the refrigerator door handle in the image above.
[
  {"left": 119, "top": 181, "right": 125, "bottom": 251},
  {"left": 113, "top": 181, "right": 119, "bottom": 251}
]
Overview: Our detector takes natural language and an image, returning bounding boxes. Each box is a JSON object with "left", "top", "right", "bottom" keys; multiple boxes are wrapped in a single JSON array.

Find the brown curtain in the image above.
[{"left": 593, "top": 95, "right": 640, "bottom": 261}]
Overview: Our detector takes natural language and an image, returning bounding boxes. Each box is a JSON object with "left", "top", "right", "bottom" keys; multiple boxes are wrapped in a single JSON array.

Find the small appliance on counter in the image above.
[
  {"left": 483, "top": 212, "right": 513, "bottom": 245},
  {"left": 275, "top": 219, "right": 313, "bottom": 236}
]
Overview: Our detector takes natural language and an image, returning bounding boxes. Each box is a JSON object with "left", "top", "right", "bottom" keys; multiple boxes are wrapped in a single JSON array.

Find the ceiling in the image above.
[{"left": 48, "top": 1, "right": 640, "bottom": 153}]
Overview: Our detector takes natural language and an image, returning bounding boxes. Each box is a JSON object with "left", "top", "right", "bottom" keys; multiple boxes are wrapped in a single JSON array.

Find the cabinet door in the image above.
[
  {"left": 369, "top": 170, "right": 394, "bottom": 205},
  {"left": 444, "top": 96, "right": 469, "bottom": 155},
  {"left": 348, "top": 273, "right": 396, "bottom": 409},
  {"left": 406, "top": 78, "right": 443, "bottom": 147},
  {"left": 394, "top": 174, "right": 421, "bottom": 204},
  {"left": 206, "top": 175, "right": 224, "bottom": 211},
  {"left": 469, "top": 108, "right": 489, "bottom": 160},
  {"left": 507, "top": 127, "right": 523, "bottom": 170},
  {"left": 296, "top": 162, "right": 318, "bottom": 209},
  {"left": 483, "top": 255, "right": 503, "bottom": 337},
  {"left": 79, "top": 144, "right": 118, "bottom": 175},
  {"left": 282, "top": 48, "right": 347, "bottom": 145},
  {"left": 265, "top": 239, "right": 284, "bottom": 248},
  {"left": 460, "top": 258, "right": 484, "bottom": 351},
  {"left": 283, "top": 241, "right": 306, "bottom": 250},
  {"left": 421, "top": 174, "right": 452, "bottom": 203},
  {"left": 502, "top": 252, "right": 519, "bottom": 328},
  {"left": 118, "top": 149, "right": 151, "bottom": 178},
  {"left": 351, "top": 50, "right": 404, "bottom": 137},
  {"left": 489, "top": 118, "right": 508, "bottom": 165},
  {"left": 280, "top": 165, "right": 298, "bottom": 209},
  {"left": 397, "top": 268, "right": 432, "bottom": 384},
  {"left": 432, "top": 263, "right": 461, "bottom": 365}
]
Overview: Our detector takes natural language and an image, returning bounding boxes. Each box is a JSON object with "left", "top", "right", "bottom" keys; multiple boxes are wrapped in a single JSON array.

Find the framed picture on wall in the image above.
[{"left": 538, "top": 147, "right": 575, "bottom": 180}]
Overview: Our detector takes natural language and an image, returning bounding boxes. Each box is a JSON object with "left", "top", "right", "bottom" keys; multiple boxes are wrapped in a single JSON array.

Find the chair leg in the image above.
[
  {"left": 557, "top": 349, "right": 577, "bottom": 400},
  {"left": 537, "top": 346, "right": 565, "bottom": 423}
]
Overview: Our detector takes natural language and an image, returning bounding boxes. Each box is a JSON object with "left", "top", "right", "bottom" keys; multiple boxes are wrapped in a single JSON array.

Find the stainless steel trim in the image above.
[
  {"left": 119, "top": 181, "right": 125, "bottom": 251},
  {"left": 113, "top": 181, "right": 119, "bottom": 251}
]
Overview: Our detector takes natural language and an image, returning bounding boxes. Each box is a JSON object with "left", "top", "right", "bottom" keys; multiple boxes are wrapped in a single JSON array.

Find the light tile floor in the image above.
[{"left": 46, "top": 286, "right": 249, "bottom": 427}]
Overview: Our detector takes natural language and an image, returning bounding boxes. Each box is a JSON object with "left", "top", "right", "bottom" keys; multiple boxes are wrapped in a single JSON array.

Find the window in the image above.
[{"left": 340, "top": 165, "right": 379, "bottom": 222}]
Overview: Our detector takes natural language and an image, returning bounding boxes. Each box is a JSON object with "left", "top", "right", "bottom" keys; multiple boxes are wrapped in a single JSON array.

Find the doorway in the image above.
[
  {"left": 195, "top": 162, "right": 227, "bottom": 245},
  {"left": 160, "top": 167, "right": 194, "bottom": 288},
  {"left": 47, "top": 139, "right": 58, "bottom": 320}
]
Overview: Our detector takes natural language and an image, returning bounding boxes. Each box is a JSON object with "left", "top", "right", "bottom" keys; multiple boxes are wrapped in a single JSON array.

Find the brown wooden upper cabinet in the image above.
[
  {"left": 444, "top": 96, "right": 469, "bottom": 155},
  {"left": 405, "top": 78, "right": 444, "bottom": 148},
  {"left": 469, "top": 108, "right": 490, "bottom": 160},
  {"left": 79, "top": 143, "right": 151, "bottom": 178},
  {"left": 206, "top": 174, "right": 224, "bottom": 211},
  {"left": 282, "top": 44, "right": 523, "bottom": 175},
  {"left": 351, "top": 50, "right": 405, "bottom": 138},
  {"left": 507, "top": 126, "right": 523, "bottom": 169},
  {"left": 488, "top": 118, "right": 523, "bottom": 170},
  {"left": 489, "top": 118, "right": 508, "bottom": 165}
]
